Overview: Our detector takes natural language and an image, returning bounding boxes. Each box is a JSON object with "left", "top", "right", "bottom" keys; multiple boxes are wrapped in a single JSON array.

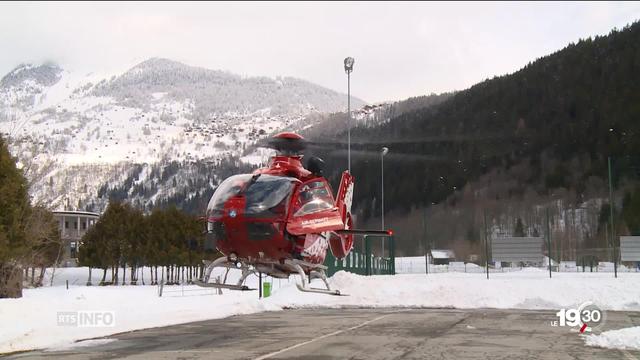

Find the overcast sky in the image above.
[{"left": 1, "top": 2, "right": 639, "bottom": 103}]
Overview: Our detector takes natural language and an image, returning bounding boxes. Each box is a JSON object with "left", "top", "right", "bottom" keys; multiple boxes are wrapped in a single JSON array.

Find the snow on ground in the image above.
[
  {"left": 584, "top": 326, "right": 640, "bottom": 350},
  {"left": 45, "top": 339, "right": 118, "bottom": 352},
  {"left": 1, "top": 267, "right": 639, "bottom": 354}
]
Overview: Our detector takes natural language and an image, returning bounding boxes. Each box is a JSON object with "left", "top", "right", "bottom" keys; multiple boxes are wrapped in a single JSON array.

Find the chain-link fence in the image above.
[{"left": 392, "top": 157, "right": 640, "bottom": 277}]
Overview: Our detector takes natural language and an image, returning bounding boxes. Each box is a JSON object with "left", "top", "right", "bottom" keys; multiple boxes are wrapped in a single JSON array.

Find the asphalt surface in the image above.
[{"left": 4, "top": 308, "right": 640, "bottom": 360}]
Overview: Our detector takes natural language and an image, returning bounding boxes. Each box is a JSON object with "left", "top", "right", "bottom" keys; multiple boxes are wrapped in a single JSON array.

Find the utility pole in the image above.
[
  {"left": 484, "top": 211, "right": 489, "bottom": 279},
  {"left": 381, "top": 147, "right": 388, "bottom": 256},
  {"left": 608, "top": 156, "right": 617, "bottom": 278},
  {"left": 348, "top": 71, "right": 351, "bottom": 172},
  {"left": 547, "top": 208, "right": 552, "bottom": 279},
  {"left": 423, "top": 207, "right": 429, "bottom": 275}
]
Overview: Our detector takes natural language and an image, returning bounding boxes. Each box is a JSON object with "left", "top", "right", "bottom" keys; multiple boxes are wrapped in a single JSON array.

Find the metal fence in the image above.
[
  {"left": 388, "top": 156, "right": 640, "bottom": 278},
  {"left": 394, "top": 257, "right": 640, "bottom": 274},
  {"left": 324, "top": 235, "right": 395, "bottom": 276}
]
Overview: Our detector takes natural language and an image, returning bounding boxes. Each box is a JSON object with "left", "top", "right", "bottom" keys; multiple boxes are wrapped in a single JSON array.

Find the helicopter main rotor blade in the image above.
[
  {"left": 324, "top": 149, "right": 452, "bottom": 162},
  {"left": 304, "top": 132, "right": 518, "bottom": 148}
]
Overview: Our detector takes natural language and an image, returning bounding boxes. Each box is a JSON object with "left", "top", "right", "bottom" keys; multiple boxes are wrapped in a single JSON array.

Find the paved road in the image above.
[{"left": 5, "top": 308, "right": 640, "bottom": 360}]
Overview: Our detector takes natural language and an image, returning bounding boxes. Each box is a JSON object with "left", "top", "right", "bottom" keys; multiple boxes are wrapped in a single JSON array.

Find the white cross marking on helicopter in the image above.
[
  {"left": 302, "top": 235, "right": 329, "bottom": 258},
  {"left": 344, "top": 181, "right": 354, "bottom": 214}
]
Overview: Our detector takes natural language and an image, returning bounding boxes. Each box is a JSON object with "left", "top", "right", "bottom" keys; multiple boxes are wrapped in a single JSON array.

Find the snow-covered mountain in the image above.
[{"left": 0, "top": 58, "right": 365, "bottom": 211}]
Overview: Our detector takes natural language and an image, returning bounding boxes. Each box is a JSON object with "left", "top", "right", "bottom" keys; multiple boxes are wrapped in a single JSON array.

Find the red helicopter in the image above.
[{"left": 195, "top": 132, "right": 390, "bottom": 295}]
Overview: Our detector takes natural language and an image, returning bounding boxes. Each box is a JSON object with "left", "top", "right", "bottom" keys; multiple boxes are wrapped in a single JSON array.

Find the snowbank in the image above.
[
  {"left": 267, "top": 269, "right": 640, "bottom": 311},
  {"left": 0, "top": 284, "right": 281, "bottom": 354},
  {"left": 584, "top": 326, "right": 640, "bottom": 350},
  {"left": 1, "top": 268, "right": 639, "bottom": 354}
]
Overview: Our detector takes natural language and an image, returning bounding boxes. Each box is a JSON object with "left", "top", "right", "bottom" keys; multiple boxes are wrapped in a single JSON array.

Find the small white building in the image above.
[{"left": 430, "top": 249, "right": 456, "bottom": 265}]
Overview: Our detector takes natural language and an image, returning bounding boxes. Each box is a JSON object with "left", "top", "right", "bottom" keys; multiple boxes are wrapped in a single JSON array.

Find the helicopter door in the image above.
[{"left": 286, "top": 179, "right": 343, "bottom": 235}]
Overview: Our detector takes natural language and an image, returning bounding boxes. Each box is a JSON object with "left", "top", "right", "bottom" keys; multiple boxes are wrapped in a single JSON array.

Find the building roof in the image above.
[
  {"left": 53, "top": 211, "right": 100, "bottom": 218},
  {"left": 431, "top": 249, "right": 456, "bottom": 259}
]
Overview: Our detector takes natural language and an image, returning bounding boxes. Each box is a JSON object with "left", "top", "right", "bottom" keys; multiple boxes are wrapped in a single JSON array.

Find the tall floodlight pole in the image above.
[
  {"left": 381, "top": 147, "right": 389, "bottom": 256},
  {"left": 344, "top": 57, "right": 354, "bottom": 173}
]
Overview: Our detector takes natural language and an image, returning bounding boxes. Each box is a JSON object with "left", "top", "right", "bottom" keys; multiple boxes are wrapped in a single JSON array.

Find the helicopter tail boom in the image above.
[{"left": 335, "top": 229, "right": 393, "bottom": 236}]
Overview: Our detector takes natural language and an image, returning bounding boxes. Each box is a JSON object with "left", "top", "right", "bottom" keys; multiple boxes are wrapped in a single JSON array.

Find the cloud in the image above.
[{"left": 0, "top": 2, "right": 638, "bottom": 103}]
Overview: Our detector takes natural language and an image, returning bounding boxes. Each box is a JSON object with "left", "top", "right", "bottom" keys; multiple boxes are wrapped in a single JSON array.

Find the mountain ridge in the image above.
[{"left": 0, "top": 57, "right": 366, "bottom": 211}]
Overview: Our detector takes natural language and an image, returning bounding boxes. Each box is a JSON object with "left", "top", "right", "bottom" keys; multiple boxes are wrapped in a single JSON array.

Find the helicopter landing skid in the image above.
[
  {"left": 192, "top": 280, "right": 254, "bottom": 291},
  {"left": 285, "top": 260, "right": 345, "bottom": 296},
  {"left": 196, "top": 257, "right": 345, "bottom": 296},
  {"left": 196, "top": 257, "right": 254, "bottom": 291}
]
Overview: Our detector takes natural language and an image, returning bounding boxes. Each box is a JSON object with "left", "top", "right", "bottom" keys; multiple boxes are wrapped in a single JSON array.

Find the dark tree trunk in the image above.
[
  {"left": 37, "top": 266, "right": 46, "bottom": 287},
  {"left": 0, "top": 264, "right": 23, "bottom": 298},
  {"left": 87, "top": 267, "right": 92, "bottom": 286}
]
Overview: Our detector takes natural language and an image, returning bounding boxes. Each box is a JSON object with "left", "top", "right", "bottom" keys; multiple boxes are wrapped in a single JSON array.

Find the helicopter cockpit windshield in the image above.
[{"left": 207, "top": 174, "right": 299, "bottom": 218}]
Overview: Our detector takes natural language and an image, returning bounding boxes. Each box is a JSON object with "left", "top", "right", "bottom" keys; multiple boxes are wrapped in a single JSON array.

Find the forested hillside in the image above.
[{"left": 308, "top": 22, "right": 640, "bottom": 258}]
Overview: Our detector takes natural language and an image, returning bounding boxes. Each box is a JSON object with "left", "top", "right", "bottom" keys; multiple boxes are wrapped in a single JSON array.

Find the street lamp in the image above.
[
  {"left": 381, "top": 146, "right": 389, "bottom": 255},
  {"left": 344, "top": 57, "right": 354, "bottom": 172}
]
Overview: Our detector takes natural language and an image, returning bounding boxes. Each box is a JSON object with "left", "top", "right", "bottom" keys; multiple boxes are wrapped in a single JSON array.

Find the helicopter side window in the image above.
[{"left": 293, "top": 180, "right": 334, "bottom": 217}]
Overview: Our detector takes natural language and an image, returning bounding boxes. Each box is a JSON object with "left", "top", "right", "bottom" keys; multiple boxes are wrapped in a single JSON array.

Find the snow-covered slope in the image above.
[{"left": 0, "top": 59, "right": 366, "bottom": 211}]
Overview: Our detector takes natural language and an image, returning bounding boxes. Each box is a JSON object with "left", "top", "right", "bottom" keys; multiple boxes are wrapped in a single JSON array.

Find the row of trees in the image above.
[
  {"left": 78, "top": 202, "right": 217, "bottom": 285},
  {"left": 1, "top": 131, "right": 222, "bottom": 295},
  {"left": 1, "top": 135, "right": 62, "bottom": 298}
]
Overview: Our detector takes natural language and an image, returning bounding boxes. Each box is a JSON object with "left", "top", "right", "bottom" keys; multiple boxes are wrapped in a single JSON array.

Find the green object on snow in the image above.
[{"left": 263, "top": 282, "right": 271, "bottom": 298}]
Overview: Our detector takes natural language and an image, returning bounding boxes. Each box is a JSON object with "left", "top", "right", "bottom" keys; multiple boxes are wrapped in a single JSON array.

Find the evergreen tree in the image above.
[
  {"left": 623, "top": 188, "right": 640, "bottom": 235},
  {"left": 0, "top": 135, "right": 31, "bottom": 297}
]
